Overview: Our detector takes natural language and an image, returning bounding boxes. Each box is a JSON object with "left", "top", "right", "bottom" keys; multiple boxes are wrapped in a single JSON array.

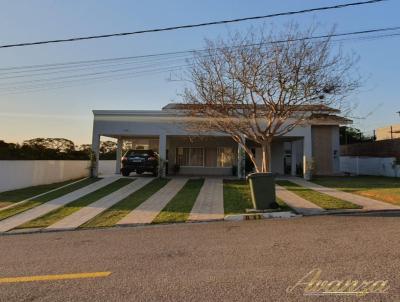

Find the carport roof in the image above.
[{"left": 93, "top": 110, "right": 168, "bottom": 116}]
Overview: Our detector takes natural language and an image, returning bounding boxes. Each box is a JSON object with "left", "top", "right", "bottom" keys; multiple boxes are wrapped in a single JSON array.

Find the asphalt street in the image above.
[{"left": 0, "top": 215, "right": 399, "bottom": 301}]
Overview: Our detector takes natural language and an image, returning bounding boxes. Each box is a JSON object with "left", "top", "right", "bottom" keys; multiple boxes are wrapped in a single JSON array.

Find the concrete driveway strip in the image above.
[
  {"left": 188, "top": 178, "right": 224, "bottom": 222},
  {"left": 289, "top": 177, "right": 400, "bottom": 211},
  {"left": 275, "top": 184, "right": 324, "bottom": 215},
  {"left": 116, "top": 178, "right": 188, "bottom": 225},
  {"left": 46, "top": 178, "right": 154, "bottom": 230},
  {"left": 0, "top": 177, "right": 119, "bottom": 233}
]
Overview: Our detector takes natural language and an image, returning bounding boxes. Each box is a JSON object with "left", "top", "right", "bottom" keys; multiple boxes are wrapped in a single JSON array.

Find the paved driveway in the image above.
[{"left": 0, "top": 216, "right": 399, "bottom": 301}]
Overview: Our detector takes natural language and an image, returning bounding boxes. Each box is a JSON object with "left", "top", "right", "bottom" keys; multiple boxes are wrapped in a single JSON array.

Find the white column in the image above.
[
  {"left": 237, "top": 142, "right": 245, "bottom": 179},
  {"left": 91, "top": 133, "right": 100, "bottom": 177},
  {"left": 291, "top": 141, "right": 297, "bottom": 176},
  {"left": 303, "top": 126, "right": 313, "bottom": 180},
  {"left": 115, "top": 137, "right": 123, "bottom": 174},
  {"left": 159, "top": 133, "right": 167, "bottom": 177}
]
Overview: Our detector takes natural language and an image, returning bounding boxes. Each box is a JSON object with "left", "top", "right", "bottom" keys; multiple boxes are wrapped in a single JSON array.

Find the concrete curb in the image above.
[
  {"left": 320, "top": 209, "right": 400, "bottom": 215},
  {"left": 0, "top": 219, "right": 226, "bottom": 236},
  {"left": 224, "top": 211, "right": 300, "bottom": 221}
]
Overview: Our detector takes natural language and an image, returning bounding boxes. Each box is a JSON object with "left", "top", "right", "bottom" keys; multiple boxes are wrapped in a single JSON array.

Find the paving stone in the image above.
[
  {"left": 46, "top": 178, "right": 154, "bottom": 230},
  {"left": 188, "top": 178, "right": 224, "bottom": 221},
  {"left": 0, "top": 177, "right": 119, "bottom": 233},
  {"left": 116, "top": 178, "right": 188, "bottom": 225},
  {"left": 275, "top": 184, "right": 325, "bottom": 215}
]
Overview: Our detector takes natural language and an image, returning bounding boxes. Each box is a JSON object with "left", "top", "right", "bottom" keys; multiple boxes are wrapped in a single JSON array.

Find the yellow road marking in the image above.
[{"left": 0, "top": 271, "right": 111, "bottom": 283}]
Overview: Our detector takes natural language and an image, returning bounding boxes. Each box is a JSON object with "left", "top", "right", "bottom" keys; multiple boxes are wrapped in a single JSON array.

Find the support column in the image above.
[
  {"left": 303, "top": 126, "right": 313, "bottom": 180},
  {"left": 237, "top": 142, "right": 245, "bottom": 179},
  {"left": 115, "top": 137, "right": 123, "bottom": 174},
  {"left": 91, "top": 133, "right": 100, "bottom": 177},
  {"left": 159, "top": 133, "right": 167, "bottom": 177},
  {"left": 291, "top": 141, "right": 297, "bottom": 176}
]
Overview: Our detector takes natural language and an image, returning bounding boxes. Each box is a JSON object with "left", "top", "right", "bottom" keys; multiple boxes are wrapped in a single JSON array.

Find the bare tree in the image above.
[{"left": 182, "top": 24, "right": 359, "bottom": 173}]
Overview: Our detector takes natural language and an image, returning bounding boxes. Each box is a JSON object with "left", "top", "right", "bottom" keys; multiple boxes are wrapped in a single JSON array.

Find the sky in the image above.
[{"left": 0, "top": 0, "right": 399, "bottom": 145}]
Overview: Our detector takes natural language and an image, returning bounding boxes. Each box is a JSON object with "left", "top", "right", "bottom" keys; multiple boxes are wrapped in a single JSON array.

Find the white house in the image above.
[{"left": 91, "top": 103, "right": 350, "bottom": 178}]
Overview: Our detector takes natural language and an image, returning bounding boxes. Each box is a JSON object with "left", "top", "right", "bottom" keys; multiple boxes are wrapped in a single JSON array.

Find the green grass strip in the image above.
[
  {"left": 81, "top": 178, "right": 170, "bottom": 228},
  {"left": 276, "top": 180, "right": 361, "bottom": 210},
  {"left": 0, "top": 178, "right": 84, "bottom": 209},
  {"left": 0, "top": 178, "right": 100, "bottom": 221},
  {"left": 153, "top": 178, "right": 204, "bottom": 224},
  {"left": 312, "top": 176, "right": 400, "bottom": 206},
  {"left": 17, "top": 178, "right": 134, "bottom": 229},
  {"left": 223, "top": 180, "right": 291, "bottom": 214},
  {"left": 224, "top": 180, "right": 253, "bottom": 214}
]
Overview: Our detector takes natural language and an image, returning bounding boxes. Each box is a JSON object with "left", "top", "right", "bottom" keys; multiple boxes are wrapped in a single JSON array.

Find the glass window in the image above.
[
  {"left": 217, "top": 147, "right": 234, "bottom": 167},
  {"left": 176, "top": 148, "right": 204, "bottom": 166},
  {"left": 190, "top": 148, "right": 204, "bottom": 166}
]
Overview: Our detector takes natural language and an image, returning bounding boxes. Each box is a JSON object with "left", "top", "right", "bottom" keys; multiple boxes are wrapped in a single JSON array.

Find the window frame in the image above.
[
  {"left": 216, "top": 147, "right": 235, "bottom": 168},
  {"left": 175, "top": 147, "right": 205, "bottom": 167}
]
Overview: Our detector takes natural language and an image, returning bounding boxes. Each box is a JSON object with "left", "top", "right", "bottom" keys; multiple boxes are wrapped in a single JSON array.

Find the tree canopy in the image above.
[
  {"left": 0, "top": 138, "right": 117, "bottom": 160},
  {"left": 182, "top": 24, "right": 359, "bottom": 173}
]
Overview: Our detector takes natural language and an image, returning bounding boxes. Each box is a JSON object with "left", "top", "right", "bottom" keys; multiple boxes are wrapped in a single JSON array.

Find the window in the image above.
[
  {"left": 176, "top": 147, "right": 204, "bottom": 166},
  {"left": 217, "top": 147, "right": 234, "bottom": 167},
  {"left": 176, "top": 147, "right": 234, "bottom": 167}
]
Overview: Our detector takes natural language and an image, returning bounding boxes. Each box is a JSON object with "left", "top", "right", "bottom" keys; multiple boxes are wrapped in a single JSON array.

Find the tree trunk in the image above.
[{"left": 260, "top": 141, "right": 271, "bottom": 173}]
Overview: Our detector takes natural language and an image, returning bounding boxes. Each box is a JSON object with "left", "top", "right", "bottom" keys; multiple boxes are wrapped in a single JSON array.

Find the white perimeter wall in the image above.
[
  {"left": 0, "top": 160, "right": 117, "bottom": 193},
  {"left": 340, "top": 156, "right": 400, "bottom": 178}
]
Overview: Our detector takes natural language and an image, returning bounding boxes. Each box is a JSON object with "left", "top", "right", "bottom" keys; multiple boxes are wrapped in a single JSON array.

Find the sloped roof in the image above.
[
  {"left": 162, "top": 102, "right": 341, "bottom": 113},
  {"left": 309, "top": 113, "right": 352, "bottom": 124}
]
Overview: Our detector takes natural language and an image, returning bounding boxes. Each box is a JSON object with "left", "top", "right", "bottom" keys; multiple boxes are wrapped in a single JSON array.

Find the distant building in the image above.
[{"left": 375, "top": 124, "right": 400, "bottom": 141}]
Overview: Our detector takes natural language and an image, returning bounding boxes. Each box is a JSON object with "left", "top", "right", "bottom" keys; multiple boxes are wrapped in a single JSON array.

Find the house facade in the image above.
[{"left": 91, "top": 103, "right": 350, "bottom": 178}]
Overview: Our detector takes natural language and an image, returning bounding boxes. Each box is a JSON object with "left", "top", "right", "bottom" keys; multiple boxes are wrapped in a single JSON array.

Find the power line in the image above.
[
  {"left": 0, "top": 0, "right": 386, "bottom": 49},
  {"left": 0, "top": 56, "right": 191, "bottom": 80},
  {"left": 1, "top": 25, "right": 399, "bottom": 75},
  {"left": 2, "top": 25, "right": 400, "bottom": 94},
  {"left": 0, "top": 66, "right": 187, "bottom": 95}
]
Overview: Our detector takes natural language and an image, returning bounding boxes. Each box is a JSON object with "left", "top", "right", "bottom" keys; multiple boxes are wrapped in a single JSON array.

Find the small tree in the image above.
[{"left": 182, "top": 24, "right": 359, "bottom": 173}]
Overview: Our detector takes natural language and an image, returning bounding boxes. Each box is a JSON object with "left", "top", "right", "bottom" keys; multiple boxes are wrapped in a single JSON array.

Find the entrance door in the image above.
[{"left": 312, "top": 126, "right": 333, "bottom": 175}]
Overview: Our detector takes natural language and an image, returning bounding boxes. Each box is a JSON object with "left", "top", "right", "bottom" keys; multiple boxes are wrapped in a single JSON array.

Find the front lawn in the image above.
[
  {"left": 223, "top": 180, "right": 291, "bottom": 214},
  {"left": 276, "top": 180, "right": 361, "bottom": 210},
  {"left": 17, "top": 178, "right": 134, "bottom": 229},
  {"left": 312, "top": 176, "right": 400, "bottom": 206},
  {"left": 153, "top": 178, "right": 204, "bottom": 224},
  {"left": 0, "top": 178, "right": 100, "bottom": 221}
]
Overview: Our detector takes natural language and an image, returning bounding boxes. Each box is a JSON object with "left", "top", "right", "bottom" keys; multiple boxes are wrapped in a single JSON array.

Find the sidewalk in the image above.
[
  {"left": 275, "top": 184, "right": 325, "bottom": 215},
  {"left": 289, "top": 177, "right": 400, "bottom": 211}
]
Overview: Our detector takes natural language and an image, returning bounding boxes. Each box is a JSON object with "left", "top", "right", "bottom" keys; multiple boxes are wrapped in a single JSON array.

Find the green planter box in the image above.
[{"left": 247, "top": 172, "right": 276, "bottom": 210}]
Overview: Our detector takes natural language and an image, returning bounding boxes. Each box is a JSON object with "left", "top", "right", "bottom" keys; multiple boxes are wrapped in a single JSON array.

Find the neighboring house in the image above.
[
  {"left": 91, "top": 103, "right": 350, "bottom": 178},
  {"left": 375, "top": 124, "right": 400, "bottom": 141}
]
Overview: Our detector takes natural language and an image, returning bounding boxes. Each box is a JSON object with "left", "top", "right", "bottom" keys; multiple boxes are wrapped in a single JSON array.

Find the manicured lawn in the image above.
[
  {"left": 0, "top": 178, "right": 100, "bottom": 221},
  {"left": 312, "top": 176, "right": 400, "bottom": 206},
  {"left": 0, "top": 178, "right": 84, "bottom": 209},
  {"left": 82, "top": 178, "right": 170, "bottom": 228},
  {"left": 153, "top": 178, "right": 204, "bottom": 224},
  {"left": 17, "top": 178, "right": 134, "bottom": 229},
  {"left": 276, "top": 180, "right": 361, "bottom": 210},
  {"left": 223, "top": 180, "right": 291, "bottom": 214}
]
